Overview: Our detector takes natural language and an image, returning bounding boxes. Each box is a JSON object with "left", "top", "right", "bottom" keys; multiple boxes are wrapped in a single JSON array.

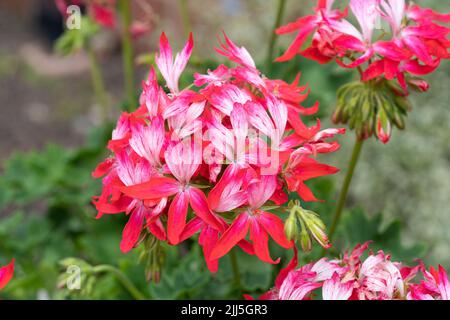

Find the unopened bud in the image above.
[
  {"left": 306, "top": 219, "right": 331, "bottom": 249},
  {"left": 284, "top": 214, "right": 298, "bottom": 242},
  {"left": 300, "top": 229, "right": 312, "bottom": 252},
  {"left": 288, "top": 201, "right": 331, "bottom": 251},
  {"left": 376, "top": 109, "right": 391, "bottom": 144}
]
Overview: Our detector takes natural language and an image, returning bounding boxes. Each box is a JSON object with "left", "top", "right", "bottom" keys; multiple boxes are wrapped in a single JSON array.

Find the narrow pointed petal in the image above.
[
  {"left": 167, "top": 191, "right": 190, "bottom": 245},
  {"left": 250, "top": 220, "right": 280, "bottom": 264},
  {"left": 0, "top": 259, "right": 14, "bottom": 290},
  {"left": 120, "top": 207, "right": 145, "bottom": 253},
  {"left": 121, "top": 177, "right": 179, "bottom": 200},
  {"left": 188, "top": 187, "right": 224, "bottom": 231},
  {"left": 210, "top": 213, "right": 250, "bottom": 260},
  {"left": 258, "top": 212, "right": 293, "bottom": 249}
]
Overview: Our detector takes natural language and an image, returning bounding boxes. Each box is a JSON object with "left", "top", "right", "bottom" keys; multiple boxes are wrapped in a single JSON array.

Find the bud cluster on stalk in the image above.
[
  {"left": 284, "top": 200, "right": 331, "bottom": 252},
  {"left": 333, "top": 80, "right": 412, "bottom": 143}
]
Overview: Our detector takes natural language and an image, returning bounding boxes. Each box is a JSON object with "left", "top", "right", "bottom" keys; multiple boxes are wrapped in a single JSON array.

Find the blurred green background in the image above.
[{"left": 0, "top": 0, "right": 448, "bottom": 299}]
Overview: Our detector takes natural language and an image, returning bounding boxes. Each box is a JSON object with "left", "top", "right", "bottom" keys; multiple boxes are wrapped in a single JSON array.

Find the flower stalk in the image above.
[
  {"left": 93, "top": 265, "right": 146, "bottom": 300},
  {"left": 178, "top": 0, "right": 192, "bottom": 37},
  {"left": 266, "top": 0, "right": 287, "bottom": 72},
  {"left": 327, "top": 137, "right": 364, "bottom": 242},
  {"left": 87, "top": 45, "right": 109, "bottom": 121},
  {"left": 118, "top": 0, "right": 136, "bottom": 110},
  {"left": 229, "top": 250, "right": 241, "bottom": 289}
]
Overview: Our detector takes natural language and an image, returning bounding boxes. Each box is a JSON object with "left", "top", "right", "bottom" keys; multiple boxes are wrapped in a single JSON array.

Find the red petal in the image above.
[
  {"left": 120, "top": 208, "right": 145, "bottom": 253},
  {"left": 179, "top": 217, "right": 204, "bottom": 242},
  {"left": 92, "top": 158, "right": 114, "bottom": 178},
  {"left": 120, "top": 177, "right": 179, "bottom": 200},
  {"left": 258, "top": 212, "right": 293, "bottom": 249},
  {"left": 167, "top": 191, "right": 189, "bottom": 245},
  {"left": 250, "top": 220, "right": 280, "bottom": 264},
  {"left": 199, "top": 226, "right": 220, "bottom": 273},
  {"left": 188, "top": 187, "right": 224, "bottom": 231},
  {"left": 0, "top": 259, "right": 14, "bottom": 290},
  {"left": 275, "top": 248, "right": 298, "bottom": 289},
  {"left": 210, "top": 213, "right": 250, "bottom": 260},
  {"left": 297, "top": 180, "right": 321, "bottom": 202},
  {"left": 276, "top": 17, "right": 318, "bottom": 62},
  {"left": 147, "top": 218, "right": 167, "bottom": 241}
]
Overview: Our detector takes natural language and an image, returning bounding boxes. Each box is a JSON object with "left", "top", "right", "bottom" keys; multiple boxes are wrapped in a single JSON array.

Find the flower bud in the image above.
[
  {"left": 375, "top": 108, "right": 391, "bottom": 144},
  {"left": 305, "top": 219, "right": 331, "bottom": 249},
  {"left": 287, "top": 201, "right": 331, "bottom": 251},
  {"left": 284, "top": 213, "right": 298, "bottom": 242},
  {"left": 408, "top": 78, "right": 429, "bottom": 92},
  {"left": 300, "top": 228, "right": 312, "bottom": 252}
]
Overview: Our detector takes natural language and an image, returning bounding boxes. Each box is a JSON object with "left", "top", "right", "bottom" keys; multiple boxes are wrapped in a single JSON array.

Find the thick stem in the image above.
[
  {"left": 229, "top": 250, "right": 241, "bottom": 289},
  {"left": 87, "top": 45, "right": 109, "bottom": 121},
  {"left": 266, "top": 0, "right": 287, "bottom": 72},
  {"left": 93, "top": 265, "right": 146, "bottom": 300},
  {"left": 178, "top": 0, "right": 192, "bottom": 37},
  {"left": 118, "top": 0, "right": 136, "bottom": 110},
  {"left": 328, "top": 137, "right": 364, "bottom": 242}
]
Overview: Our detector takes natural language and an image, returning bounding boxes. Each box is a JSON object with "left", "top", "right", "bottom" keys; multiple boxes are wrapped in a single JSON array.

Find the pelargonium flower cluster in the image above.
[
  {"left": 277, "top": 0, "right": 450, "bottom": 93},
  {"left": 0, "top": 259, "right": 14, "bottom": 291},
  {"left": 248, "top": 242, "right": 450, "bottom": 300},
  {"left": 56, "top": 0, "right": 116, "bottom": 28},
  {"left": 92, "top": 32, "right": 344, "bottom": 272},
  {"left": 56, "top": 0, "right": 153, "bottom": 38}
]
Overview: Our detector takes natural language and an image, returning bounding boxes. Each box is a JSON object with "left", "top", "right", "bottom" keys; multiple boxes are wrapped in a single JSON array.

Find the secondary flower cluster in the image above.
[
  {"left": 92, "top": 32, "right": 344, "bottom": 272},
  {"left": 277, "top": 0, "right": 450, "bottom": 94},
  {"left": 56, "top": 0, "right": 116, "bottom": 28},
  {"left": 56, "top": 0, "right": 153, "bottom": 38},
  {"left": 0, "top": 259, "right": 14, "bottom": 291},
  {"left": 248, "top": 242, "right": 450, "bottom": 300}
]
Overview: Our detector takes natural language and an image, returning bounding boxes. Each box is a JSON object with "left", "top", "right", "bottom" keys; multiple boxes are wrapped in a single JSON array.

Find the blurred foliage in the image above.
[{"left": 55, "top": 17, "right": 100, "bottom": 55}]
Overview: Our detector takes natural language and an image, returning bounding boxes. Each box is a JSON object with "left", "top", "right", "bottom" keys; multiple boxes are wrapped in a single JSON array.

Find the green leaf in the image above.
[{"left": 334, "top": 208, "right": 428, "bottom": 263}]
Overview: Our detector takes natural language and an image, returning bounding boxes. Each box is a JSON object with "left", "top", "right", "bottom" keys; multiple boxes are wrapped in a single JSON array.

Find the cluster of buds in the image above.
[
  {"left": 284, "top": 200, "right": 330, "bottom": 252},
  {"left": 92, "top": 32, "right": 344, "bottom": 274},
  {"left": 276, "top": 0, "right": 450, "bottom": 143},
  {"left": 333, "top": 80, "right": 411, "bottom": 143},
  {"left": 0, "top": 259, "right": 14, "bottom": 290},
  {"left": 247, "top": 242, "right": 450, "bottom": 300}
]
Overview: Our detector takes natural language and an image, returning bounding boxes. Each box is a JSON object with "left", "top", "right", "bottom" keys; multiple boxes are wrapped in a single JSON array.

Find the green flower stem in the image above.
[
  {"left": 266, "top": 0, "right": 287, "bottom": 72},
  {"left": 93, "top": 265, "right": 146, "bottom": 300},
  {"left": 179, "top": 0, "right": 192, "bottom": 37},
  {"left": 229, "top": 250, "right": 241, "bottom": 289},
  {"left": 118, "top": 0, "right": 136, "bottom": 110},
  {"left": 87, "top": 45, "right": 109, "bottom": 121},
  {"left": 327, "top": 137, "right": 365, "bottom": 242}
]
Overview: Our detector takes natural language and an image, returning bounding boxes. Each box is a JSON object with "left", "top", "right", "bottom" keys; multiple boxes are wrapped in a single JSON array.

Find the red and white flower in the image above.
[
  {"left": 277, "top": 0, "right": 450, "bottom": 94},
  {"left": 93, "top": 32, "right": 343, "bottom": 271}
]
